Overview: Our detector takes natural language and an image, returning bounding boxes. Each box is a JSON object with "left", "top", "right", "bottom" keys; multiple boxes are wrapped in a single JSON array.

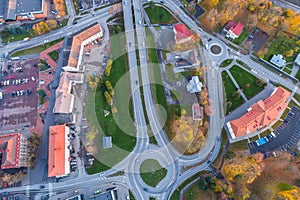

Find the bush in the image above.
[{"left": 278, "top": 183, "right": 294, "bottom": 191}]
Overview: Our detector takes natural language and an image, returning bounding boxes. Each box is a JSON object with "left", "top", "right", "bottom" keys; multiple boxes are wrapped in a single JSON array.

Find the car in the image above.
[
  {"left": 9, "top": 75, "right": 14, "bottom": 79},
  {"left": 126, "top": 196, "right": 130, "bottom": 200},
  {"left": 43, "top": 39, "right": 49, "bottom": 43},
  {"left": 135, "top": 80, "right": 138, "bottom": 85},
  {"left": 94, "top": 189, "right": 101, "bottom": 195},
  {"left": 31, "top": 76, "right": 35, "bottom": 81},
  {"left": 72, "top": 21, "right": 78, "bottom": 25},
  {"left": 12, "top": 80, "right": 16, "bottom": 85},
  {"left": 288, "top": 112, "right": 295, "bottom": 116},
  {"left": 16, "top": 91, "right": 20, "bottom": 96}
]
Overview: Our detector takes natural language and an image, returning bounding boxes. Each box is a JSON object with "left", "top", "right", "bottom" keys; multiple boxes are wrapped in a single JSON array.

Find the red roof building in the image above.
[
  {"left": 63, "top": 24, "right": 103, "bottom": 72},
  {"left": 48, "top": 125, "right": 70, "bottom": 177},
  {"left": 173, "top": 24, "right": 192, "bottom": 44},
  {"left": 0, "top": 133, "right": 27, "bottom": 169},
  {"left": 227, "top": 87, "right": 291, "bottom": 138},
  {"left": 223, "top": 21, "right": 244, "bottom": 40}
]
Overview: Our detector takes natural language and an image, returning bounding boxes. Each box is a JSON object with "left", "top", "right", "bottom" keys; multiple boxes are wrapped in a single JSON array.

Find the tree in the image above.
[
  {"left": 104, "top": 91, "right": 113, "bottom": 105},
  {"left": 286, "top": 49, "right": 294, "bottom": 57},
  {"left": 285, "top": 8, "right": 295, "bottom": 18},
  {"left": 248, "top": 4, "right": 255, "bottom": 12},
  {"left": 105, "top": 81, "right": 114, "bottom": 96},
  {"left": 105, "top": 60, "right": 113, "bottom": 77},
  {"left": 200, "top": 88, "right": 209, "bottom": 105}
]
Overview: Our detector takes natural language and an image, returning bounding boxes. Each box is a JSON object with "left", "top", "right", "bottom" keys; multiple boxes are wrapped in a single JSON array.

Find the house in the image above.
[
  {"left": 174, "top": 49, "right": 200, "bottom": 70},
  {"left": 0, "top": 0, "right": 46, "bottom": 22},
  {"left": 223, "top": 21, "right": 244, "bottom": 40},
  {"left": 227, "top": 87, "right": 290, "bottom": 139},
  {"left": 186, "top": 76, "right": 203, "bottom": 93},
  {"left": 63, "top": 24, "right": 103, "bottom": 72},
  {"left": 270, "top": 54, "right": 286, "bottom": 68},
  {"left": 294, "top": 53, "right": 300, "bottom": 66},
  {"left": 48, "top": 125, "right": 71, "bottom": 177},
  {"left": 53, "top": 72, "right": 84, "bottom": 114},
  {"left": 192, "top": 103, "right": 204, "bottom": 122},
  {"left": 173, "top": 24, "right": 192, "bottom": 44},
  {"left": 0, "top": 133, "right": 27, "bottom": 169}
]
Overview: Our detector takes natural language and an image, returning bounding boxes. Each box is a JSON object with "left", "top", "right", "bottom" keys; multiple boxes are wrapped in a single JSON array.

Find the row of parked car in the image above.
[{"left": 10, "top": 90, "right": 31, "bottom": 97}]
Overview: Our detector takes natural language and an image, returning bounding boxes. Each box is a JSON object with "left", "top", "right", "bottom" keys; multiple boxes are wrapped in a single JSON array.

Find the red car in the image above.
[
  {"left": 3, "top": 182, "right": 8, "bottom": 188},
  {"left": 8, "top": 75, "right": 14, "bottom": 79}
]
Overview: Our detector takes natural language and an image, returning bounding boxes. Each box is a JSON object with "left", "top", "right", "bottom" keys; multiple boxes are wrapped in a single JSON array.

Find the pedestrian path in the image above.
[{"left": 225, "top": 69, "right": 248, "bottom": 102}]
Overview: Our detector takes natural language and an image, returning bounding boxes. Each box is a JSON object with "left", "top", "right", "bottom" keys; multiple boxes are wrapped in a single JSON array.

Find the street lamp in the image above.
[{"left": 7, "top": 36, "right": 14, "bottom": 44}]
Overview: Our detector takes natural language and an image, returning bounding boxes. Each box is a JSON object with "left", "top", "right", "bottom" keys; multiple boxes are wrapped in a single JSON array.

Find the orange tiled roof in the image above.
[
  {"left": 67, "top": 24, "right": 102, "bottom": 69},
  {"left": 48, "top": 125, "right": 70, "bottom": 177},
  {"left": 229, "top": 87, "right": 291, "bottom": 138},
  {"left": 0, "top": 133, "right": 21, "bottom": 169}
]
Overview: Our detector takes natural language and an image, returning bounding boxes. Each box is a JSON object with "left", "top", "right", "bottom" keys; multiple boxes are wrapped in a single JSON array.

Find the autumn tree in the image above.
[
  {"left": 105, "top": 80, "right": 114, "bottom": 96},
  {"left": 200, "top": 88, "right": 209, "bottom": 105},
  {"left": 105, "top": 59, "right": 113, "bottom": 77},
  {"left": 87, "top": 74, "right": 99, "bottom": 91},
  {"left": 104, "top": 91, "right": 113, "bottom": 105}
]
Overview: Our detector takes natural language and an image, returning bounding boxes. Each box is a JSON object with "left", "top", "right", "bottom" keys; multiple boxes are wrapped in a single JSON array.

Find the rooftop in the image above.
[
  {"left": 0, "top": 0, "right": 43, "bottom": 20},
  {"left": 270, "top": 54, "right": 286, "bottom": 68},
  {"left": 186, "top": 76, "right": 202, "bottom": 93},
  {"left": 228, "top": 87, "right": 291, "bottom": 138},
  {"left": 173, "top": 23, "right": 192, "bottom": 41},
  {"left": 294, "top": 53, "right": 300, "bottom": 66},
  {"left": 48, "top": 125, "right": 70, "bottom": 177},
  {"left": 0, "top": 133, "right": 23, "bottom": 169}
]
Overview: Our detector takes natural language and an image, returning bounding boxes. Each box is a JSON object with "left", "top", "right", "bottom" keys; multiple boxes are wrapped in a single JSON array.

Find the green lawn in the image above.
[
  {"left": 281, "top": 108, "right": 290, "bottom": 120},
  {"left": 272, "top": 120, "right": 282, "bottom": 130},
  {"left": 170, "top": 171, "right": 210, "bottom": 200},
  {"left": 48, "top": 50, "right": 59, "bottom": 61},
  {"left": 295, "top": 69, "right": 300, "bottom": 81},
  {"left": 264, "top": 32, "right": 300, "bottom": 63},
  {"left": 86, "top": 25, "right": 136, "bottom": 174},
  {"left": 144, "top": 4, "right": 177, "bottom": 24},
  {"left": 288, "top": 100, "right": 298, "bottom": 108},
  {"left": 0, "top": 28, "right": 36, "bottom": 43},
  {"left": 140, "top": 159, "right": 167, "bottom": 187},
  {"left": 286, "top": 64, "right": 293, "bottom": 70},
  {"left": 184, "top": 180, "right": 217, "bottom": 200},
  {"left": 233, "top": 29, "right": 249, "bottom": 45},
  {"left": 165, "top": 66, "right": 186, "bottom": 82},
  {"left": 219, "top": 59, "right": 233, "bottom": 68},
  {"left": 283, "top": 67, "right": 292, "bottom": 74},
  {"left": 294, "top": 93, "right": 300, "bottom": 103},
  {"left": 11, "top": 38, "right": 64, "bottom": 57},
  {"left": 229, "top": 65, "right": 265, "bottom": 99},
  {"left": 222, "top": 71, "right": 245, "bottom": 114}
]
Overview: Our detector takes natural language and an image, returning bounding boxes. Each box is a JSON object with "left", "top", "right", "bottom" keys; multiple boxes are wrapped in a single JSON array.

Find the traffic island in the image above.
[
  {"left": 140, "top": 159, "right": 167, "bottom": 187},
  {"left": 210, "top": 44, "right": 222, "bottom": 55}
]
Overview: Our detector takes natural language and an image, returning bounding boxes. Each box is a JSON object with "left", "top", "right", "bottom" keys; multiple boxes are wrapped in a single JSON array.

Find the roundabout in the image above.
[{"left": 210, "top": 44, "right": 222, "bottom": 55}]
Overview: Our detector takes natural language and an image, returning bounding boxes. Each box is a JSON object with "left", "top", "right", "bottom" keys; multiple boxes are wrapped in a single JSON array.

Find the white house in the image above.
[{"left": 270, "top": 54, "right": 286, "bottom": 68}]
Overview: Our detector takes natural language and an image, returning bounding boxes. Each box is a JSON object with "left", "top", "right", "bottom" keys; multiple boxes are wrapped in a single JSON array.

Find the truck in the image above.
[{"left": 23, "top": 37, "right": 30, "bottom": 41}]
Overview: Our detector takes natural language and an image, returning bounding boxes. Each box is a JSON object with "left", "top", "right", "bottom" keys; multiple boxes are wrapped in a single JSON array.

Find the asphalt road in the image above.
[{"left": 1, "top": 0, "right": 300, "bottom": 199}]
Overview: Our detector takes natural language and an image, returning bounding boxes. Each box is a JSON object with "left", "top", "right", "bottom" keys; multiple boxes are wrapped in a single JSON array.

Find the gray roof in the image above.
[
  {"left": 0, "top": 0, "right": 5, "bottom": 17},
  {"left": 4, "top": 0, "right": 16, "bottom": 20},
  {"left": 102, "top": 136, "right": 112, "bottom": 149},
  {"left": 1, "top": 0, "right": 42, "bottom": 20},
  {"left": 270, "top": 54, "right": 286, "bottom": 68}
]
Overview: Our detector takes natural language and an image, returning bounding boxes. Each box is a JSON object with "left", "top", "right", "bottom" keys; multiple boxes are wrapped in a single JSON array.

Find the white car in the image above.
[
  {"left": 43, "top": 39, "right": 49, "bottom": 44},
  {"left": 31, "top": 76, "right": 35, "bottom": 81}
]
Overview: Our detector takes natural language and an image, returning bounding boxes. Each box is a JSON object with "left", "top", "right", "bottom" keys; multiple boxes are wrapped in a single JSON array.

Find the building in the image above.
[
  {"left": 0, "top": 133, "right": 27, "bottom": 169},
  {"left": 192, "top": 103, "right": 203, "bottom": 122},
  {"left": 63, "top": 24, "right": 103, "bottom": 72},
  {"left": 174, "top": 49, "right": 200, "bottom": 70},
  {"left": 227, "top": 87, "right": 290, "bottom": 139},
  {"left": 53, "top": 72, "right": 84, "bottom": 114},
  {"left": 223, "top": 21, "right": 244, "bottom": 40},
  {"left": 294, "top": 53, "right": 300, "bottom": 66},
  {"left": 186, "top": 76, "right": 203, "bottom": 93},
  {"left": 0, "top": 0, "right": 46, "bottom": 22},
  {"left": 102, "top": 136, "right": 112, "bottom": 149},
  {"left": 48, "top": 125, "right": 71, "bottom": 177},
  {"left": 173, "top": 24, "right": 192, "bottom": 44},
  {"left": 270, "top": 54, "right": 286, "bottom": 68}
]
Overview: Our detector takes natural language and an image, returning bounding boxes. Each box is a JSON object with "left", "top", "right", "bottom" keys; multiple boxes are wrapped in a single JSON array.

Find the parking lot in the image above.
[
  {"left": 242, "top": 27, "right": 269, "bottom": 52},
  {"left": 0, "top": 58, "right": 39, "bottom": 131},
  {"left": 248, "top": 106, "right": 300, "bottom": 154}
]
